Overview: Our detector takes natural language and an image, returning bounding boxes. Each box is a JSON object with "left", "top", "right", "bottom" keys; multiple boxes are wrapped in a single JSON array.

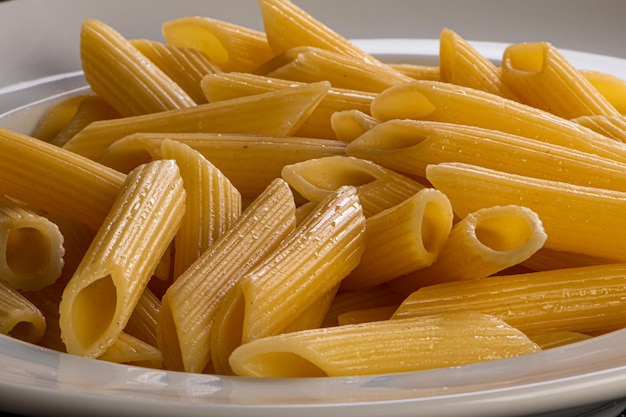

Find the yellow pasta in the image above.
[
  {"left": 528, "top": 331, "right": 593, "bottom": 350},
  {"left": 30, "top": 94, "right": 93, "bottom": 142},
  {"left": 229, "top": 311, "right": 540, "bottom": 377},
  {"left": 159, "top": 139, "right": 242, "bottom": 278},
  {"left": 0, "top": 279, "right": 46, "bottom": 344},
  {"left": 573, "top": 115, "right": 626, "bottom": 143},
  {"left": 439, "top": 28, "right": 517, "bottom": 99},
  {"left": 341, "top": 188, "right": 453, "bottom": 290},
  {"left": 330, "top": 109, "right": 380, "bottom": 142},
  {"left": 388, "top": 63, "right": 440, "bottom": 81},
  {"left": 336, "top": 305, "right": 398, "bottom": 326},
  {"left": 263, "top": 46, "right": 411, "bottom": 93},
  {"left": 502, "top": 42, "right": 620, "bottom": 119},
  {"left": 0, "top": 197, "right": 65, "bottom": 291},
  {"left": 81, "top": 19, "right": 196, "bottom": 116},
  {"left": 124, "top": 288, "right": 161, "bottom": 348},
  {"left": 97, "top": 332, "right": 163, "bottom": 369},
  {"left": 131, "top": 38, "right": 221, "bottom": 104},
  {"left": 59, "top": 160, "right": 186, "bottom": 358},
  {"left": 157, "top": 178, "right": 296, "bottom": 373},
  {"left": 98, "top": 132, "right": 346, "bottom": 198},
  {"left": 62, "top": 82, "right": 331, "bottom": 161},
  {"left": 0, "top": 128, "right": 125, "bottom": 230},
  {"left": 427, "top": 162, "right": 626, "bottom": 261},
  {"left": 162, "top": 16, "right": 274, "bottom": 73},
  {"left": 389, "top": 205, "right": 547, "bottom": 295},
  {"left": 322, "top": 285, "right": 405, "bottom": 327},
  {"left": 522, "top": 247, "right": 614, "bottom": 272},
  {"left": 200, "top": 72, "right": 375, "bottom": 139},
  {"left": 370, "top": 80, "right": 626, "bottom": 164},
  {"left": 393, "top": 263, "right": 626, "bottom": 335},
  {"left": 281, "top": 156, "right": 426, "bottom": 217},
  {"left": 345, "top": 119, "right": 626, "bottom": 190},
  {"left": 581, "top": 69, "right": 626, "bottom": 114}
]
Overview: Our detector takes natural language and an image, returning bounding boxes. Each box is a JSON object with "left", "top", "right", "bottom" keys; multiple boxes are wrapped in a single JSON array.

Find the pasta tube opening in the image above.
[
  {"left": 8, "top": 320, "right": 43, "bottom": 343},
  {"left": 165, "top": 25, "right": 229, "bottom": 66},
  {"left": 474, "top": 209, "right": 537, "bottom": 252},
  {"left": 5, "top": 227, "right": 52, "bottom": 282},
  {"left": 70, "top": 275, "right": 117, "bottom": 349},
  {"left": 504, "top": 43, "right": 545, "bottom": 73},
  {"left": 370, "top": 87, "right": 436, "bottom": 121}
]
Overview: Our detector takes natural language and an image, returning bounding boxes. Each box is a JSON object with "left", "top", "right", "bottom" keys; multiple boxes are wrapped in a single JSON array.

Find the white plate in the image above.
[{"left": 2, "top": 31, "right": 626, "bottom": 417}]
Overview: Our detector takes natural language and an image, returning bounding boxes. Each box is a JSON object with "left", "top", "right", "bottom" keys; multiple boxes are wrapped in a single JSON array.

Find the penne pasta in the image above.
[
  {"left": 98, "top": 132, "right": 346, "bottom": 198},
  {"left": 59, "top": 160, "right": 186, "bottom": 359},
  {"left": 439, "top": 28, "right": 516, "bottom": 99},
  {"left": 131, "top": 38, "right": 221, "bottom": 104},
  {"left": 157, "top": 178, "right": 296, "bottom": 373},
  {"left": 581, "top": 69, "right": 626, "bottom": 114},
  {"left": 370, "top": 80, "right": 626, "bottom": 164},
  {"left": 0, "top": 279, "right": 46, "bottom": 344},
  {"left": 0, "top": 196, "right": 65, "bottom": 291},
  {"left": 30, "top": 94, "right": 93, "bottom": 142},
  {"left": 528, "top": 331, "right": 593, "bottom": 350},
  {"left": 573, "top": 115, "right": 626, "bottom": 143},
  {"left": 388, "top": 63, "right": 440, "bottom": 81},
  {"left": 341, "top": 188, "right": 453, "bottom": 290},
  {"left": 281, "top": 156, "right": 426, "bottom": 217},
  {"left": 200, "top": 72, "right": 375, "bottom": 140},
  {"left": 62, "top": 82, "right": 331, "bottom": 161},
  {"left": 229, "top": 311, "right": 540, "bottom": 377},
  {"left": 0, "top": 128, "right": 125, "bottom": 230},
  {"left": 124, "top": 288, "right": 161, "bottom": 348},
  {"left": 522, "top": 247, "right": 613, "bottom": 272},
  {"left": 345, "top": 119, "right": 626, "bottom": 191},
  {"left": 393, "top": 263, "right": 626, "bottom": 335},
  {"left": 162, "top": 16, "right": 274, "bottom": 73},
  {"left": 336, "top": 305, "right": 398, "bottom": 326},
  {"left": 263, "top": 46, "right": 411, "bottom": 93},
  {"left": 388, "top": 205, "right": 547, "bottom": 296},
  {"left": 330, "top": 109, "right": 380, "bottom": 142},
  {"left": 210, "top": 185, "right": 365, "bottom": 374},
  {"left": 97, "top": 332, "right": 163, "bottom": 369},
  {"left": 81, "top": 19, "right": 196, "bottom": 116},
  {"left": 322, "top": 285, "right": 406, "bottom": 328},
  {"left": 501, "top": 42, "right": 620, "bottom": 119},
  {"left": 426, "top": 162, "right": 626, "bottom": 261},
  {"left": 159, "top": 139, "right": 242, "bottom": 278}
]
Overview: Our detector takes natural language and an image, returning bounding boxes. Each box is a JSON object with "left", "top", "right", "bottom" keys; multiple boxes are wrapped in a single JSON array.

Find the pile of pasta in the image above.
[{"left": 3, "top": 0, "right": 626, "bottom": 378}]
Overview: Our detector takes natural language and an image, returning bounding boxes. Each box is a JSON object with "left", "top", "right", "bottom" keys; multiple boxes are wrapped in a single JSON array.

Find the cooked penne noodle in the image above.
[
  {"left": 162, "top": 16, "right": 274, "bottom": 73},
  {"left": 22, "top": 283, "right": 66, "bottom": 352},
  {"left": 97, "top": 332, "right": 163, "bottom": 369},
  {"left": 439, "top": 28, "right": 516, "bottom": 99},
  {"left": 393, "top": 263, "right": 626, "bottom": 335},
  {"left": 581, "top": 69, "right": 626, "bottom": 114},
  {"left": 389, "top": 205, "right": 547, "bottom": 296},
  {"left": 388, "top": 63, "right": 440, "bottom": 81},
  {"left": 0, "top": 279, "right": 46, "bottom": 344},
  {"left": 282, "top": 284, "right": 339, "bottom": 333},
  {"left": 98, "top": 132, "right": 346, "bottom": 198},
  {"left": 264, "top": 46, "right": 411, "bottom": 93},
  {"left": 0, "top": 128, "right": 125, "bottom": 230},
  {"left": 528, "top": 331, "right": 593, "bottom": 350},
  {"left": 157, "top": 178, "right": 296, "bottom": 373},
  {"left": 229, "top": 311, "right": 540, "bottom": 377},
  {"left": 159, "top": 139, "right": 242, "bottom": 278},
  {"left": 322, "top": 284, "right": 406, "bottom": 327},
  {"left": 30, "top": 94, "right": 93, "bottom": 142},
  {"left": 370, "top": 80, "right": 626, "bottom": 164},
  {"left": 200, "top": 72, "right": 375, "bottom": 139},
  {"left": 341, "top": 188, "right": 453, "bottom": 290},
  {"left": 124, "top": 288, "right": 161, "bottom": 348},
  {"left": 131, "top": 38, "right": 221, "bottom": 104},
  {"left": 281, "top": 156, "right": 426, "bottom": 217},
  {"left": 336, "top": 305, "right": 398, "bottom": 326},
  {"left": 0, "top": 197, "right": 65, "bottom": 291},
  {"left": 573, "top": 115, "right": 626, "bottom": 143},
  {"left": 63, "top": 82, "right": 331, "bottom": 161},
  {"left": 426, "top": 162, "right": 626, "bottom": 261},
  {"left": 59, "top": 160, "right": 186, "bottom": 358},
  {"left": 235, "top": 185, "right": 365, "bottom": 342},
  {"left": 330, "top": 110, "right": 380, "bottom": 142},
  {"left": 345, "top": 119, "right": 626, "bottom": 190},
  {"left": 522, "top": 247, "right": 613, "bottom": 272},
  {"left": 501, "top": 42, "right": 620, "bottom": 119},
  {"left": 81, "top": 19, "right": 196, "bottom": 116},
  {"left": 49, "top": 95, "right": 119, "bottom": 147}
]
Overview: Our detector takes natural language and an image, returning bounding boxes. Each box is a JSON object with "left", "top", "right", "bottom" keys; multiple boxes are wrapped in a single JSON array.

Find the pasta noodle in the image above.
[
  {"left": 388, "top": 205, "right": 547, "bottom": 295},
  {"left": 0, "top": 197, "right": 65, "bottom": 291},
  {"left": 59, "top": 160, "right": 186, "bottom": 358},
  {"left": 0, "top": 279, "right": 46, "bottom": 344},
  {"left": 229, "top": 311, "right": 540, "bottom": 377}
]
